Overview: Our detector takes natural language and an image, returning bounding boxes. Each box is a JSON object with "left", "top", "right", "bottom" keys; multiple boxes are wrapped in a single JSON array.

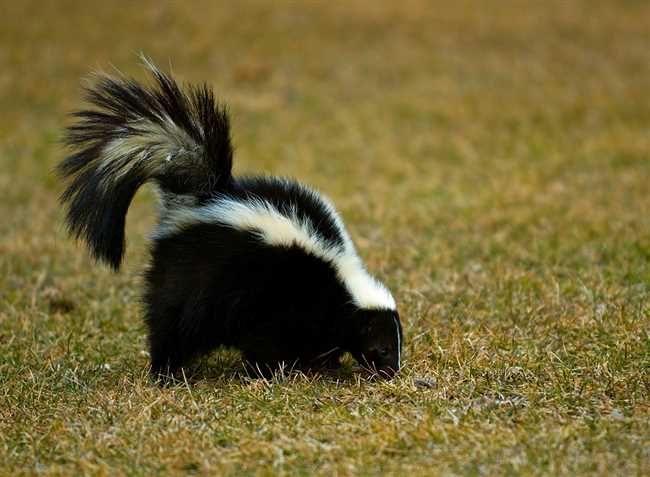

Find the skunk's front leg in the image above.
[
  {"left": 308, "top": 349, "right": 343, "bottom": 370},
  {"left": 322, "top": 354, "right": 342, "bottom": 369}
]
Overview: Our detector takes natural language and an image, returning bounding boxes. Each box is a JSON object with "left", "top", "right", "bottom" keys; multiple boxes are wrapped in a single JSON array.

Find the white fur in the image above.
[
  {"left": 98, "top": 115, "right": 201, "bottom": 187},
  {"left": 155, "top": 196, "right": 396, "bottom": 311}
]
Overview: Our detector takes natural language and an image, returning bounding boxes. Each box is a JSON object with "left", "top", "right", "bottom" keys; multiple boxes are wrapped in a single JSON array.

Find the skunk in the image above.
[{"left": 58, "top": 60, "right": 403, "bottom": 378}]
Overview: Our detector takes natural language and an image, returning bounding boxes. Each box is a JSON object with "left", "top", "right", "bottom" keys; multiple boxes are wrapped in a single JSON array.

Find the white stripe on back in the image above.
[{"left": 155, "top": 196, "right": 396, "bottom": 311}]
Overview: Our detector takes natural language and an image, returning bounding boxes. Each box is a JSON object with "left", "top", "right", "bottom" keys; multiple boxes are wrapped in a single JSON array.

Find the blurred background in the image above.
[
  {"left": 1, "top": 1, "right": 648, "bottom": 474},
  {"left": 3, "top": 0, "right": 648, "bottom": 314}
]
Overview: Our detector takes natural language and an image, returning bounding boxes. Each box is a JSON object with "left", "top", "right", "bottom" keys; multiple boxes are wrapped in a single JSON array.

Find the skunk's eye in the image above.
[{"left": 378, "top": 348, "right": 390, "bottom": 359}]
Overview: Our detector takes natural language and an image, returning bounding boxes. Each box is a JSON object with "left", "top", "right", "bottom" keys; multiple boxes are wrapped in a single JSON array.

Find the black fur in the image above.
[
  {"left": 59, "top": 61, "right": 403, "bottom": 379},
  {"left": 231, "top": 176, "right": 346, "bottom": 249},
  {"left": 59, "top": 62, "right": 232, "bottom": 268},
  {"left": 145, "top": 221, "right": 354, "bottom": 374}
]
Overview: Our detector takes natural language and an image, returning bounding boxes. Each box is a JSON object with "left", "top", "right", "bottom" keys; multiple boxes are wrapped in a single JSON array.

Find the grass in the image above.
[{"left": 1, "top": 0, "right": 649, "bottom": 475}]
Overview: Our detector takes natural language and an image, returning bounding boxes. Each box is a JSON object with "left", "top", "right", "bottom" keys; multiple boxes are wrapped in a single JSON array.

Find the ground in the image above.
[{"left": 1, "top": 1, "right": 649, "bottom": 475}]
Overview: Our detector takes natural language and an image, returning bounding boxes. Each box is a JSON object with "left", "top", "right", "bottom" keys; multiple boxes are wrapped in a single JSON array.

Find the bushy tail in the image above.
[{"left": 58, "top": 59, "right": 233, "bottom": 269}]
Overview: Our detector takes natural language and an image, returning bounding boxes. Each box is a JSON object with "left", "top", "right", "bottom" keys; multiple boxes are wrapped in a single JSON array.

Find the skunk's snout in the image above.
[
  {"left": 375, "top": 353, "right": 400, "bottom": 379},
  {"left": 353, "top": 309, "right": 402, "bottom": 380},
  {"left": 378, "top": 365, "right": 398, "bottom": 379},
  {"left": 369, "top": 362, "right": 399, "bottom": 380},
  {"left": 355, "top": 351, "right": 400, "bottom": 379}
]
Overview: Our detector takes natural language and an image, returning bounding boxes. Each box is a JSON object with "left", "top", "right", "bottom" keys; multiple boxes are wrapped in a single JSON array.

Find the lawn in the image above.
[{"left": 1, "top": 1, "right": 649, "bottom": 475}]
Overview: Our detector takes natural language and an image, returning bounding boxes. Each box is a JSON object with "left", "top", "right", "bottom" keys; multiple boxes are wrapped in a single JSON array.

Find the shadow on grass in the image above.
[{"left": 150, "top": 352, "right": 365, "bottom": 387}]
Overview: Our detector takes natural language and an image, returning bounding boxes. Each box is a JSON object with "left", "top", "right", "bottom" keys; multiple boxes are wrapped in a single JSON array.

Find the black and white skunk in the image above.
[{"left": 59, "top": 61, "right": 403, "bottom": 378}]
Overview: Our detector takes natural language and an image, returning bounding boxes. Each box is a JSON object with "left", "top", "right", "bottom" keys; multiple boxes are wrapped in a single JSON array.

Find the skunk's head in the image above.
[{"left": 350, "top": 309, "right": 402, "bottom": 378}]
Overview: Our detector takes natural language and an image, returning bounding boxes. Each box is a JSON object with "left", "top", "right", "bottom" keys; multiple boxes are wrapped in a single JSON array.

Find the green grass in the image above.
[{"left": 1, "top": 1, "right": 649, "bottom": 475}]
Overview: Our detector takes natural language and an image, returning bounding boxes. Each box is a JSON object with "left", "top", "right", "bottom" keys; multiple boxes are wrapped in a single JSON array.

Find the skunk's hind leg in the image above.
[
  {"left": 146, "top": 310, "right": 190, "bottom": 377},
  {"left": 147, "top": 321, "right": 187, "bottom": 377},
  {"left": 145, "top": 297, "right": 213, "bottom": 378}
]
